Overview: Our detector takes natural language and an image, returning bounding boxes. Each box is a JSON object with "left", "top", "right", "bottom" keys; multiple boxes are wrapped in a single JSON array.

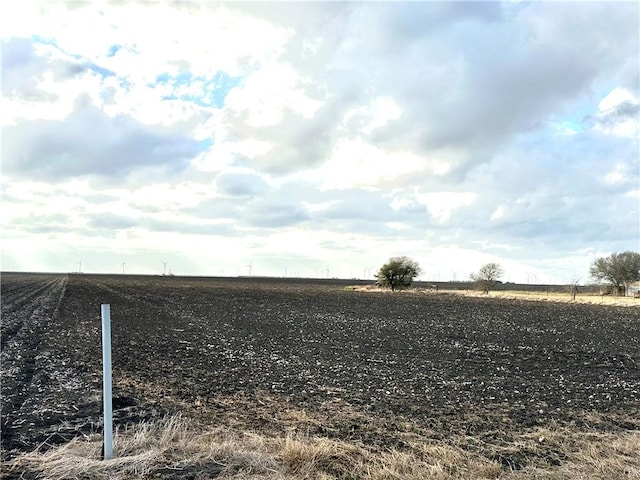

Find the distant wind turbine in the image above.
[
  {"left": 162, "top": 261, "right": 168, "bottom": 276},
  {"left": 245, "top": 261, "right": 252, "bottom": 275}
]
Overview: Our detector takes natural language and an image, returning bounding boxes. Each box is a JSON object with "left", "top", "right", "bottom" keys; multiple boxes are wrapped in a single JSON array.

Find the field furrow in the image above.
[{"left": 1, "top": 274, "right": 73, "bottom": 454}]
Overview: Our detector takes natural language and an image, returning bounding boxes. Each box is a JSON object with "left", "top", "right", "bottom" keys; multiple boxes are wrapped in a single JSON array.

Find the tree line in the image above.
[{"left": 376, "top": 251, "right": 640, "bottom": 295}]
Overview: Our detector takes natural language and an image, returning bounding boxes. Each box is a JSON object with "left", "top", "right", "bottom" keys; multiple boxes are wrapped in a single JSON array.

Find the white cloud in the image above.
[
  {"left": 604, "top": 162, "right": 633, "bottom": 185},
  {"left": 318, "top": 139, "right": 445, "bottom": 190},
  {"left": 1, "top": 1, "right": 638, "bottom": 280},
  {"left": 490, "top": 205, "right": 506, "bottom": 221},
  {"left": 415, "top": 192, "right": 477, "bottom": 224},
  {"left": 225, "top": 63, "right": 324, "bottom": 127},
  {"left": 343, "top": 96, "right": 402, "bottom": 135},
  {"left": 599, "top": 87, "right": 637, "bottom": 112},
  {"left": 595, "top": 87, "right": 639, "bottom": 137}
]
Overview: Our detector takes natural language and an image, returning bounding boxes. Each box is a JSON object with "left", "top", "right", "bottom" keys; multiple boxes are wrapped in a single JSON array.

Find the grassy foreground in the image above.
[{"left": 4, "top": 414, "right": 639, "bottom": 480}]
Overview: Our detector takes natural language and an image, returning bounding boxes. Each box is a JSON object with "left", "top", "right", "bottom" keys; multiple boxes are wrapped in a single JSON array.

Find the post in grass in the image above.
[{"left": 101, "top": 304, "right": 113, "bottom": 460}]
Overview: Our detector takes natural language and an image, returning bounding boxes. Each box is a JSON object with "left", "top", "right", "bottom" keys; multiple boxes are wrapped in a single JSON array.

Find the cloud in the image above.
[
  {"left": 1, "top": 37, "right": 83, "bottom": 101},
  {"left": 85, "top": 212, "right": 235, "bottom": 237},
  {"left": 315, "top": 192, "right": 398, "bottom": 222},
  {"left": 1, "top": 37, "right": 50, "bottom": 99},
  {"left": 190, "top": 189, "right": 310, "bottom": 229},
  {"left": 222, "top": 99, "right": 338, "bottom": 174},
  {"left": 243, "top": 203, "right": 309, "bottom": 228},
  {"left": 7, "top": 212, "right": 74, "bottom": 234},
  {"left": 2, "top": 96, "right": 204, "bottom": 179},
  {"left": 88, "top": 212, "right": 139, "bottom": 230},
  {"left": 205, "top": 1, "right": 638, "bottom": 184},
  {"left": 216, "top": 172, "right": 269, "bottom": 197},
  {"left": 595, "top": 87, "right": 639, "bottom": 137},
  {"left": 0, "top": 1, "right": 638, "bottom": 281},
  {"left": 339, "top": 2, "right": 636, "bottom": 175}
]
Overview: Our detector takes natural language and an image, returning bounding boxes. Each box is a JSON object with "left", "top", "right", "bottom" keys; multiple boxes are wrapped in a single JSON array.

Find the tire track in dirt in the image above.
[
  {"left": 1, "top": 274, "right": 68, "bottom": 456},
  {"left": 1, "top": 276, "right": 66, "bottom": 349},
  {"left": 1, "top": 274, "right": 157, "bottom": 458}
]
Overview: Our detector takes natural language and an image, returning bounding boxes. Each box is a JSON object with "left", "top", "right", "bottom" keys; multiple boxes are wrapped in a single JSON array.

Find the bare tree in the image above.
[
  {"left": 470, "top": 263, "right": 504, "bottom": 294},
  {"left": 566, "top": 275, "right": 580, "bottom": 301}
]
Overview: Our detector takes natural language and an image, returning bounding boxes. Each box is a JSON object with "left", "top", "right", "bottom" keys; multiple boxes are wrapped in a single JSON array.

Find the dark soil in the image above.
[{"left": 2, "top": 273, "right": 639, "bottom": 465}]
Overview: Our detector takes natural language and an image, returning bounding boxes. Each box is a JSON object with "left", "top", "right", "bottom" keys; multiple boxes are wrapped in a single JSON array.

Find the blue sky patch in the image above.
[
  {"left": 210, "top": 72, "right": 242, "bottom": 107},
  {"left": 86, "top": 61, "right": 116, "bottom": 78},
  {"left": 107, "top": 44, "right": 122, "bottom": 57},
  {"left": 31, "top": 34, "right": 58, "bottom": 47},
  {"left": 155, "top": 71, "right": 241, "bottom": 108}
]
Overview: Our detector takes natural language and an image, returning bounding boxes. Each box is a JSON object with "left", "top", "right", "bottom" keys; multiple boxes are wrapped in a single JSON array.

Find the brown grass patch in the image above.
[
  {"left": 348, "top": 285, "right": 640, "bottom": 308},
  {"left": 5, "top": 414, "right": 639, "bottom": 480}
]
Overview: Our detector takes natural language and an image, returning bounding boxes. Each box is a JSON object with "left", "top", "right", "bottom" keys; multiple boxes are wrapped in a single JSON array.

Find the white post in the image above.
[{"left": 101, "top": 304, "right": 113, "bottom": 460}]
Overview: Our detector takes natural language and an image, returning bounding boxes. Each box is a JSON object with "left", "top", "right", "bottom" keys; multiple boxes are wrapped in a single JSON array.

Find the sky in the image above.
[{"left": 1, "top": 1, "right": 638, "bottom": 284}]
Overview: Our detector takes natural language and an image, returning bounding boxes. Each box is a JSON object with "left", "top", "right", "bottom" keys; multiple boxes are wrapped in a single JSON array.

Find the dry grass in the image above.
[
  {"left": 460, "top": 289, "right": 640, "bottom": 308},
  {"left": 5, "top": 414, "right": 640, "bottom": 479},
  {"left": 507, "top": 427, "right": 640, "bottom": 479},
  {"left": 350, "top": 285, "right": 640, "bottom": 308}
]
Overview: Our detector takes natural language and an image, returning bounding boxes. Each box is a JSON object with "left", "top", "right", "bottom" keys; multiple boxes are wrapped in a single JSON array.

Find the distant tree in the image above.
[
  {"left": 376, "top": 256, "right": 422, "bottom": 291},
  {"left": 470, "top": 263, "right": 504, "bottom": 294},
  {"left": 566, "top": 276, "right": 581, "bottom": 301},
  {"left": 590, "top": 251, "right": 640, "bottom": 295}
]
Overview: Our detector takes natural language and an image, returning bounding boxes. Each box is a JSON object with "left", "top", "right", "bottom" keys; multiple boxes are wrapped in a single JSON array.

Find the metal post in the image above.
[{"left": 101, "top": 304, "right": 113, "bottom": 460}]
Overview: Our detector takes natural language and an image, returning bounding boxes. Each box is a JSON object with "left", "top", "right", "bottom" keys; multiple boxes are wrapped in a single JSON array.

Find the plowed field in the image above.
[{"left": 2, "top": 273, "right": 639, "bottom": 471}]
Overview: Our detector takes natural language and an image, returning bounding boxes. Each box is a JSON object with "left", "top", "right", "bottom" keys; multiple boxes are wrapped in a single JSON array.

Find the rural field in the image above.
[{"left": 2, "top": 272, "right": 639, "bottom": 479}]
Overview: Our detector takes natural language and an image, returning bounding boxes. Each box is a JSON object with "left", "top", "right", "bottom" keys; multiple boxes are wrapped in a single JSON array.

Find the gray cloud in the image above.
[
  {"left": 2, "top": 38, "right": 59, "bottom": 100},
  {"left": 242, "top": 203, "right": 309, "bottom": 228},
  {"left": 318, "top": 195, "right": 397, "bottom": 222},
  {"left": 596, "top": 100, "right": 640, "bottom": 131},
  {"left": 7, "top": 213, "right": 73, "bottom": 234},
  {"left": 87, "top": 212, "right": 235, "bottom": 236},
  {"left": 1, "top": 37, "right": 98, "bottom": 100},
  {"left": 191, "top": 192, "right": 309, "bottom": 229},
  {"left": 227, "top": 2, "right": 637, "bottom": 179},
  {"left": 3, "top": 96, "right": 204, "bottom": 179},
  {"left": 2, "top": 2, "right": 637, "bottom": 278},
  {"left": 143, "top": 218, "right": 235, "bottom": 236},
  {"left": 216, "top": 172, "right": 268, "bottom": 197},
  {"left": 225, "top": 102, "right": 341, "bottom": 174},
  {"left": 442, "top": 126, "right": 639, "bottom": 254},
  {"left": 309, "top": 190, "right": 429, "bottom": 233},
  {"left": 190, "top": 196, "right": 242, "bottom": 221},
  {"left": 365, "top": 3, "right": 637, "bottom": 173},
  {"left": 88, "top": 213, "right": 139, "bottom": 230}
]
